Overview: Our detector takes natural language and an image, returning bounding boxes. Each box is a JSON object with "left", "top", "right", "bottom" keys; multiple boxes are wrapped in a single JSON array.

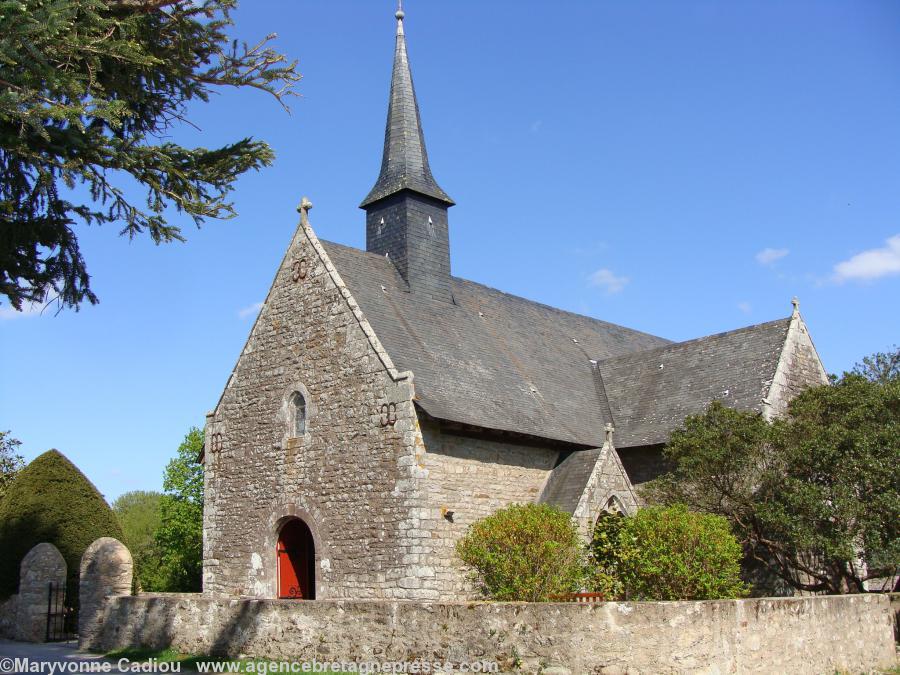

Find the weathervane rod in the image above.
[{"left": 395, "top": 0, "right": 405, "bottom": 33}]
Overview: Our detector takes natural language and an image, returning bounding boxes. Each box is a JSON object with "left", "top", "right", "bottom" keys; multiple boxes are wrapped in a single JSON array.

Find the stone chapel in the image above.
[{"left": 201, "top": 7, "right": 829, "bottom": 601}]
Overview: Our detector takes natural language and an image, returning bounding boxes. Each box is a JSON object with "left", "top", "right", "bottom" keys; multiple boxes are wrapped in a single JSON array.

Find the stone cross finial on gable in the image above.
[
  {"left": 297, "top": 197, "right": 313, "bottom": 227},
  {"left": 604, "top": 423, "right": 614, "bottom": 447},
  {"left": 791, "top": 296, "right": 800, "bottom": 315}
]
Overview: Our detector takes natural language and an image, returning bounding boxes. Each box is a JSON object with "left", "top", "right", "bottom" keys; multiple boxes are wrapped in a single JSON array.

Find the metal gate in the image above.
[{"left": 45, "top": 582, "right": 77, "bottom": 642}]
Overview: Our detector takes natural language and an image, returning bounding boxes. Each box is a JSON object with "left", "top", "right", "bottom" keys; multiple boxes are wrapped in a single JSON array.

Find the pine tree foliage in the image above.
[{"left": 0, "top": 0, "right": 301, "bottom": 311}]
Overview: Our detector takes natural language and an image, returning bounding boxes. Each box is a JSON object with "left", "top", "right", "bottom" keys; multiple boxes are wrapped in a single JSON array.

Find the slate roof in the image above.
[
  {"left": 360, "top": 12, "right": 453, "bottom": 208},
  {"left": 599, "top": 318, "right": 792, "bottom": 448},
  {"left": 321, "top": 240, "right": 669, "bottom": 448},
  {"left": 320, "top": 241, "right": 792, "bottom": 451},
  {"left": 538, "top": 449, "right": 601, "bottom": 514}
]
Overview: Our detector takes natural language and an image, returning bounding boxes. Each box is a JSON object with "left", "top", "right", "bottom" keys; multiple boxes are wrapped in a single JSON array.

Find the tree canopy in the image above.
[
  {"left": 852, "top": 345, "right": 900, "bottom": 384},
  {"left": 0, "top": 430, "right": 25, "bottom": 501},
  {"left": 0, "top": 449, "right": 124, "bottom": 599},
  {"left": 0, "top": 0, "right": 300, "bottom": 312},
  {"left": 645, "top": 374, "right": 900, "bottom": 595},
  {"left": 155, "top": 427, "right": 204, "bottom": 592},
  {"left": 112, "top": 489, "right": 165, "bottom": 591}
]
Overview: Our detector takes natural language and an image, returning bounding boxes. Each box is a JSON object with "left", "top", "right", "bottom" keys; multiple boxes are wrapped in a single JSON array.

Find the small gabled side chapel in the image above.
[{"left": 201, "top": 6, "right": 828, "bottom": 601}]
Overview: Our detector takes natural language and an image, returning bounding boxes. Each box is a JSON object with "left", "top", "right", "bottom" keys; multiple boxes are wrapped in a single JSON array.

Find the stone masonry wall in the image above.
[
  {"left": 765, "top": 311, "right": 829, "bottom": 420},
  {"left": 15, "top": 543, "right": 67, "bottom": 642},
  {"left": 418, "top": 422, "right": 559, "bottom": 598},
  {"left": 0, "top": 595, "right": 17, "bottom": 640},
  {"left": 203, "top": 214, "right": 428, "bottom": 600},
  {"left": 86, "top": 593, "right": 896, "bottom": 674},
  {"left": 79, "top": 538, "right": 133, "bottom": 645},
  {"left": 618, "top": 444, "right": 668, "bottom": 494},
  {"left": 571, "top": 444, "right": 638, "bottom": 538}
]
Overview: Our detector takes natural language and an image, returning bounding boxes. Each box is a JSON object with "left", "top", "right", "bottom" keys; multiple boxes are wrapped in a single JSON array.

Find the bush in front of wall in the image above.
[
  {"left": 590, "top": 504, "right": 748, "bottom": 601},
  {"left": 456, "top": 503, "right": 585, "bottom": 602}
]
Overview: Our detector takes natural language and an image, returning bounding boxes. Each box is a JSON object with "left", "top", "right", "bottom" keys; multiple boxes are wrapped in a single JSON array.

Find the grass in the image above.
[
  {"left": 832, "top": 665, "right": 900, "bottom": 675},
  {"left": 104, "top": 646, "right": 346, "bottom": 673},
  {"left": 105, "top": 647, "right": 234, "bottom": 671}
]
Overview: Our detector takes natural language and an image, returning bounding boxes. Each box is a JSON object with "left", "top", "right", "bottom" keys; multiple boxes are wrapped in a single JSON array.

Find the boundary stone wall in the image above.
[{"left": 84, "top": 593, "right": 895, "bottom": 674}]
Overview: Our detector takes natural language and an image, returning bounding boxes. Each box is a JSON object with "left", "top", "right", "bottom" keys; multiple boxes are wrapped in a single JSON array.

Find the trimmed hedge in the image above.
[{"left": 0, "top": 449, "right": 124, "bottom": 600}]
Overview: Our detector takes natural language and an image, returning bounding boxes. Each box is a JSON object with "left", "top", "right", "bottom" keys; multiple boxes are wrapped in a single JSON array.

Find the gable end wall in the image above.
[
  {"left": 764, "top": 312, "right": 829, "bottom": 420},
  {"left": 203, "top": 215, "right": 432, "bottom": 600}
]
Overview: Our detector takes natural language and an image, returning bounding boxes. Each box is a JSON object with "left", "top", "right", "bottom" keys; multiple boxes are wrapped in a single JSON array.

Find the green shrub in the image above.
[
  {"left": 456, "top": 503, "right": 585, "bottom": 601},
  {"left": 590, "top": 504, "right": 747, "bottom": 601},
  {"left": 588, "top": 511, "right": 629, "bottom": 599},
  {"left": 0, "top": 450, "right": 125, "bottom": 600}
]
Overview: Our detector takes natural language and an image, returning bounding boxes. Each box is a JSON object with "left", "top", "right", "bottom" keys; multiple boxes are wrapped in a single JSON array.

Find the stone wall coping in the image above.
[{"left": 125, "top": 592, "right": 892, "bottom": 610}]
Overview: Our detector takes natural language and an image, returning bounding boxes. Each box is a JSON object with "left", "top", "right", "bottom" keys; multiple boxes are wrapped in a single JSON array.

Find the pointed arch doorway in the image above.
[{"left": 277, "top": 518, "right": 316, "bottom": 599}]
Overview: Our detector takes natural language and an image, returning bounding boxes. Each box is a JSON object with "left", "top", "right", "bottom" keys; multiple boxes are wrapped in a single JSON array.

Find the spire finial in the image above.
[
  {"left": 360, "top": 0, "right": 453, "bottom": 209},
  {"left": 297, "top": 197, "right": 313, "bottom": 227}
]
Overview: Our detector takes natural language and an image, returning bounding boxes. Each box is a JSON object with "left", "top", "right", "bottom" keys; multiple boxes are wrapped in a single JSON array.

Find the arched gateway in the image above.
[{"left": 276, "top": 518, "right": 315, "bottom": 599}]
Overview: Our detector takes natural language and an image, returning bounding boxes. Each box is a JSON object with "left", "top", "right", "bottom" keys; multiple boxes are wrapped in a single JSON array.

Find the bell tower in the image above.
[{"left": 360, "top": 3, "right": 455, "bottom": 303}]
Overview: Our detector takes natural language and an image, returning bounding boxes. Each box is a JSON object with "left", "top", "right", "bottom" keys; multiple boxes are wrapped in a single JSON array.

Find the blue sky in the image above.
[{"left": 2, "top": 0, "right": 899, "bottom": 502}]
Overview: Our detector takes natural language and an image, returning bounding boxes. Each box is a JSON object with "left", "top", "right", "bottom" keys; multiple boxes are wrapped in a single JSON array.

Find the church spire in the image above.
[
  {"left": 360, "top": 2, "right": 453, "bottom": 208},
  {"left": 360, "top": 3, "right": 455, "bottom": 303}
]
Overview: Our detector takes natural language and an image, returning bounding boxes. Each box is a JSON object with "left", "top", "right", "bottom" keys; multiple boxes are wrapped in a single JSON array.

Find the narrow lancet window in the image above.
[{"left": 290, "top": 392, "right": 307, "bottom": 437}]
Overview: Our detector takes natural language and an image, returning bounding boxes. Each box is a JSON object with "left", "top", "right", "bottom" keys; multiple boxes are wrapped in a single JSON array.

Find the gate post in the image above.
[
  {"left": 78, "top": 538, "right": 133, "bottom": 650},
  {"left": 15, "top": 543, "right": 67, "bottom": 642}
]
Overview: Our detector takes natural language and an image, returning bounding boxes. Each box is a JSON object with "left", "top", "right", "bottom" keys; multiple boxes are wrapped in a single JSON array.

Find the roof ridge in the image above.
[
  {"left": 319, "top": 239, "right": 669, "bottom": 345},
  {"left": 596, "top": 316, "right": 792, "bottom": 365}
]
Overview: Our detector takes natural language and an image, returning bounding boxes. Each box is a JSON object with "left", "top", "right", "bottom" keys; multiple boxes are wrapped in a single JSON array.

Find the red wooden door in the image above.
[{"left": 277, "top": 519, "right": 315, "bottom": 599}]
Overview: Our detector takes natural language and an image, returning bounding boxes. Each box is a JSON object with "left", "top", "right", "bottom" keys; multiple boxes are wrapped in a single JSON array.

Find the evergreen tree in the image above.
[
  {"left": 852, "top": 345, "right": 900, "bottom": 384},
  {"left": 0, "top": 0, "right": 301, "bottom": 312},
  {"left": 0, "top": 449, "right": 124, "bottom": 599},
  {"left": 645, "top": 373, "right": 900, "bottom": 594}
]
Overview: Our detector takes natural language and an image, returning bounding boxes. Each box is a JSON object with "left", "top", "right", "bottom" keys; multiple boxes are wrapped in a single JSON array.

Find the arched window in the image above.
[
  {"left": 290, "top": 391, "right": 307, "bottom": 437},
  {"left": 604, "top": 496, "right": 625, "bottom": 515}
]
